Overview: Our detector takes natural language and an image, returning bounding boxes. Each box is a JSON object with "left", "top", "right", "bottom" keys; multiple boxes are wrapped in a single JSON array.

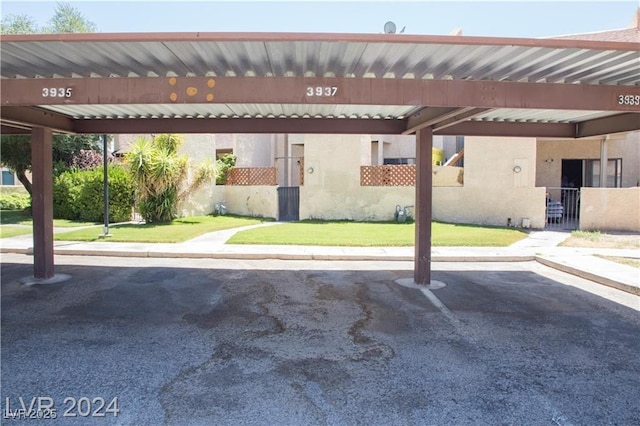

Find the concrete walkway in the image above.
[{"left": 1, "top": 225, "right": 638, "bottom": 296}]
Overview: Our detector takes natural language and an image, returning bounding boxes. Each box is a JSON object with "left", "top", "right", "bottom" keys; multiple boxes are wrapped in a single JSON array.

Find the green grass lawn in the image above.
[
  {"left": 53, "top": 215, "right": 268, "bottom": 243},
  {"left": 0, "top": 226, "right": 32, "bottom": 238},
  {"left": 227, "top": 220, "right": 528, "bottom": 247},
  {"left": 1, "top": 210, "right": 100, "bottom": 228},
  {"left": 1, "top": 210, "right": 103, "bottom": 238}
]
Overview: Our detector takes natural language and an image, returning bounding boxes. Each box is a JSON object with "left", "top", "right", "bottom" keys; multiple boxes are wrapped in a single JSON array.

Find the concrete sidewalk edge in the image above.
[
  {"left": 4, "top": 245, "right": 638, "bottom": 296},
  {"left": 534, "top": 256, "right": 639, "bottom": 296}
]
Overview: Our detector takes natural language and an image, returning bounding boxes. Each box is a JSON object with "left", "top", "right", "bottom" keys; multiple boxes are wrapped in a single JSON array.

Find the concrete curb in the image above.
[
  {"left": 2, "top": 247, "right": 635, "bottom": 297},
  {"left": 535, "top": 256, "right": 639, "bottom": 296},
  {"left": 2, "top": 246, "right": 534, "bottom": 263}
]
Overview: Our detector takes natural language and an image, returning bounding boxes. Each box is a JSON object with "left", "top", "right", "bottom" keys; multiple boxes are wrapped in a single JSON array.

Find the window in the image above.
[
  {"left": 216, "top": 149, "right": 233, "bottom": 159},
  {"left": 584, "top": 159, "right": 622, "bottom": 188},
  {"left": 383, "top": 158, "right": 415, "bottom": 165},
  {"left": 2, "top": 170, "right": 15, "bottom": 186}
]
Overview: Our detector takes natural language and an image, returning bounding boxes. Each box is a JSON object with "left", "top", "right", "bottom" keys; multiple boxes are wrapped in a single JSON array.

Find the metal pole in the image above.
[{"left": 103, "top": 134, "right": 109, "bottom": 235}]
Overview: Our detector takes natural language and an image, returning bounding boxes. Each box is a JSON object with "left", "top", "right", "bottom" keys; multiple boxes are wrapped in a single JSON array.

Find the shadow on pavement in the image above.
[{"left": 2, "top": 261, "right": 639, "bottom": 425}]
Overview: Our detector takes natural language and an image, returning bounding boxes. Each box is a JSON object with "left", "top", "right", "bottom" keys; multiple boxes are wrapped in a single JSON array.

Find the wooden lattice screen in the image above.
[
  {"left": 360, "top": 165, "right": 416, "bottom": 186},
  {"left": 226, "top": 167, "right": 277, "bottom": 186},
  {"left": 299, "top": 158, "right": 304, "bottom": 186}
]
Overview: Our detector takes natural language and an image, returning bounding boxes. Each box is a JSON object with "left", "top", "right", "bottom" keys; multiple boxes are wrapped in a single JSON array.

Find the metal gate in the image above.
[
  {"left": 545, "top": 187, "right": 580, "bottom": 230},
  {"left": 278, "top": 187, "right": 299, "bottom": 221}
]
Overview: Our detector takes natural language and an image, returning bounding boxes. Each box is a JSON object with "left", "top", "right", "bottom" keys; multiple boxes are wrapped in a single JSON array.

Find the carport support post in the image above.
[
  {"left": 414, "top": 127, "right": 433, "bottom": 285},
  {"left": 31, "top": 127, "right": 55, "bottom": 279}
]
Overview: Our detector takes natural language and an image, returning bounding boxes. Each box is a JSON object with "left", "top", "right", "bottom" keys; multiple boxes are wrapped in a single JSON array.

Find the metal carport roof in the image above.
[
  {"left": 1, "top": 31, "right": 639, "bottom": 284},
  {"left": 1, "top": 32, "right": 639, "bottom": 138}
]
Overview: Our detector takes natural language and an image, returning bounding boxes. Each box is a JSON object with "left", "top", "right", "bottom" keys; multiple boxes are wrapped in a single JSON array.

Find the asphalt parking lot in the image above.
[{"left": 2, "top": 254, "right": 639, "bottom": 425}]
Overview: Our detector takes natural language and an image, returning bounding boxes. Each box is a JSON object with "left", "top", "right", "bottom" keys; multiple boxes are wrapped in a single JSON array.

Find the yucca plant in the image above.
[{"left": 125, "top": 134, "right": 216, "bottom": 222}]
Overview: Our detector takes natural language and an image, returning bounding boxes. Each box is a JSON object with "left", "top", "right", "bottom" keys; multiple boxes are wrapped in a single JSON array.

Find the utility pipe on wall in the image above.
[{"left": 599, "top": 135, "right": 609, "bottom": 188}]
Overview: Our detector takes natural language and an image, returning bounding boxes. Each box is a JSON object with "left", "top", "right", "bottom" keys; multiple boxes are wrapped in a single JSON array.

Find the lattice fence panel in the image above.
[
  {"left": 226, "top": 167, "right": 277, "bottom": 186},
  {"left": 360, "top": 165, "right": 416, "bottom": 186},
  {"left": 299, "top": 158, "right": 304, "bottom": 186}
]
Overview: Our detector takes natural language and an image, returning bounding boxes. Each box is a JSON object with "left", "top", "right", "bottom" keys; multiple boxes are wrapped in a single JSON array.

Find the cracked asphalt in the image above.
[{"left": 1, "top": 254, "right": 639, "bottom": 425}]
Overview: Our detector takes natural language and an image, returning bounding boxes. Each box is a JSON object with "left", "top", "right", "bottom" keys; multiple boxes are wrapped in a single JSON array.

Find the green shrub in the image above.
[
  {"left": 53, "top": 166, "right": 134, "bottom": 222},
  {"left": 53, "top": 169, "right": 84, "bottom": 219},
  {"left": 216, "top": 153, "right": 236, "bottom": 185},
  {"left": 0, "top": 192, "right": 30, "bottom": 210}
]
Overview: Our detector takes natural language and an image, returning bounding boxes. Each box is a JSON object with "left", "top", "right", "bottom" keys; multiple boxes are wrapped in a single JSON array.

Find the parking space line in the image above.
[{"left": 419, "top": 288, "right": 477, "bottom": 344}]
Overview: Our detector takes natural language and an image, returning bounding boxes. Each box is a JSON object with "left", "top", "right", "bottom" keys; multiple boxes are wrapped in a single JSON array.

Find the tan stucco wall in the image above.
[
  {"left": 297, "top": 134, "right": 545, "bottom": 226},
  {"left": 300, "top": 185, "right": 415, "bottom": 221},
  {"left": 217, "top": 185, "right": 278, "bottom": 219},
  {"left": 432, "top": 187, "right": 546, "bottom": 228},
  {"left": 300, "top": 134, "right": 373, "bottom": 220},
  {"left": 177, "top": 134, "right": 216, "bottom": 162},
  {"left": 536, "top": 132, "right": 639, "bottom": 188},
  {"left": 234, "top": 135, "right": 274, "bottom": 167},
  {"left": 177, "top": 181, "right": 216, "bottom": 217},
  {"left": 579, "top": 187, "right": 640, "bottom": 232},
  {"left": 433, "top": 136, "right": 546, "bottom": 228},
  {"left": 433, "top": 166, "right": 464, "bottom": 186}
]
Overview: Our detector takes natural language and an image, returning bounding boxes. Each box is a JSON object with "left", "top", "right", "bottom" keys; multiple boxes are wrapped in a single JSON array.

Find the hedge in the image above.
[
  {"left": 0, "top": 192, "right": 30, "bottom": 210},
  {"left": 53, "top": 166, "right": 134, "bottom": 223}
]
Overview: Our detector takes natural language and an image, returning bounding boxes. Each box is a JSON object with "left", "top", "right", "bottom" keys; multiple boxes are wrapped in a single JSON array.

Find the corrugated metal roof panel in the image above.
[
  {"left": 41, "top": 103, "right": 418, "bottom": 120},
  {"left": 475, "top": 109, "right": 614, "bottom": 123},
  {"left": 2, "top": 33, "right": 638, "bottom": 85}
]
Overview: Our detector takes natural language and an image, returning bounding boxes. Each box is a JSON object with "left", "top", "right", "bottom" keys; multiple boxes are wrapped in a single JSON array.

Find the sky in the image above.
[{"left": 0, "top": 1, "right": 638, "bottom": 38}]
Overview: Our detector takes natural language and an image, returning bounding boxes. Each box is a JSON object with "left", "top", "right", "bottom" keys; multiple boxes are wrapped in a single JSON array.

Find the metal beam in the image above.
[
  {"left": 1, "top": 114, "right": 581, "bottom": 138},
  {"left": 1, "top": 124, "right": 32, "bottom": 134},
  {"left": 436, "top": 120, "right": 576, "bottom": 138},
  {"left": 576, "top": 113, "right": 640, "bottom": 138},
  {"left": 404, "top": 107, "right": 471, "bottom": 135},
  {"left": 414, "top": 127, "right": 433, "bottom": 285},
  {"left": 2, "top": 76, "right": 638, "bottom": 112},
  {"left": 31, "top": 127, "right": 55, "bottom": 279},
  {"left": 72, "top": 117, "right": 407, "bottom": 135},
  {"left": 432, "top": 108, "right": 494, "bottom": 131},
  {"left": 0, "top": 106, "right": 75, "bottom": 133}
]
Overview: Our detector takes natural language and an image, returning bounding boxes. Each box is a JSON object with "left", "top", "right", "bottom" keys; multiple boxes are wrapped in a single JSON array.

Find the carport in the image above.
[{"left": 1, "top": 32, "right": 638, "bottom": 284}]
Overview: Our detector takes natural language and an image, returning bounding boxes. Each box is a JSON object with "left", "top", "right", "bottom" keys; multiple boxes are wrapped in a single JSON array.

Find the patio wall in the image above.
[
  {"left": 212, "top": 185, "right": 278, "bottom": 219},
  {"left": 580, "top": 187, "right": 640, "bottom": 232}
]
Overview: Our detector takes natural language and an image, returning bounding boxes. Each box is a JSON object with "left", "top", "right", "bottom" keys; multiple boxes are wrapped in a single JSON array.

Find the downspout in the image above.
[{"left": 599, "top": 135, "right": 609, "bottom": 188}]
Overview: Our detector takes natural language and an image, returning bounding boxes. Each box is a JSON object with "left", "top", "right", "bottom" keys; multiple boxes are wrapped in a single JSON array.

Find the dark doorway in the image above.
[
  {"left": 277, "top": 187, "right": 299, "bottom": 221},
  {"left": 561, "top": 159, "right": 582, "bottom": 188}
]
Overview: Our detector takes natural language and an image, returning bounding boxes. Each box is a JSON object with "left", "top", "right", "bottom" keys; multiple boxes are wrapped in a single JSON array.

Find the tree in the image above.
[
  {"left": 1, "top": 3, "right": 97, "bottom": 35},
  {"left": 44, "top": 2, "right": 97, "bottom": 33},
  {"left": 0, "top": 14, "right": 38, "bottom": 34},
  {"left": 0, "top": 3, "right": 101, "bottom": 195},
  {"left": 0, "top": 134, "right": 103, "bottom": 195},
  {"left": 0, "top": 136, "right": 33, "bottom": 195},
  {"left": 125, "top": 135, "right": 216, "bottom": 222}
]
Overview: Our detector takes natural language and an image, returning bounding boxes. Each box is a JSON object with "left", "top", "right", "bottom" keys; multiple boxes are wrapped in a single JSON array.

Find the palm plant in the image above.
[{"left": 126, "top": 134, "right": 215, "bottom": 222}]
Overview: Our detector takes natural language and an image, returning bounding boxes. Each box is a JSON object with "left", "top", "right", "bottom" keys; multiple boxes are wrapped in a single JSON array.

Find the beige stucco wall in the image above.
[
  {"left": 432, "top": 136, "right": 546, "bottom": 228},
  {"left": 536, "top": 132, "right": 639, "bottom": 188},
  {"left": 433, "top": 166, "right": 464, "bottom": 186},
  {"left": 216, "top": 185, "right": 278, "bottom": 219},
  {"left": 297, "top": 134, "right": 545, "bottom": 226},
  {"left": 432, "top": 187, "right": 546, "bottom": 228},
  {"left": 579, "top": 187, "right": 640, "bottom": 232},
  {"left": 234, "top": 134, "right": 274, "bottom": 167},
  {"left": 300, "top": 185, "right": 415, "bottom": 221},
  {"left": 300, "top": 134, "right": 373, "bottom": 220},
  {"left": 177, "top": 181, "right": 216, "bottom": 217}
]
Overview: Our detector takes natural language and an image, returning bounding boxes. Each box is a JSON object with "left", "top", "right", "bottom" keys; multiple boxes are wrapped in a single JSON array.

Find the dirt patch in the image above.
[
  {"left": 561, "top": 232, "right": 640, "bottom": 249},
  {"left": 596, "top": 255, "right": 640, "bottom": 269}
]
